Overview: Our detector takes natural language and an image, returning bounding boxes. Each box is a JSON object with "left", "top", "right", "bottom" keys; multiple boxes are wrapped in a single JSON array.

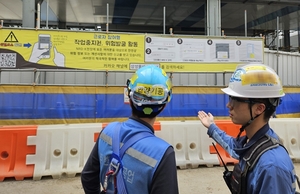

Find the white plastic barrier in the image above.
[
  {"left": 183, "top": 121, "right": 220, "bottom": 168},
  {"left": 26, "top": 123, "right": 102, "bottom": 180},
  {"left": 156, "top": 121, "right": 188, "bottom": 169},
  {"left": 156, "top": 121, "right": 219, "bottom": 169},
  {"left": 270, "top": 118, "right": 300, "bottom": 160},
  {"left": 23, "top": 118, "right": 300, "bottom": 180},
  {"left": 197, "top": 122, "right": 220, "bottom": 167},
  {"left": 185, "top": 122, "right": 202, "bottom": 168}
]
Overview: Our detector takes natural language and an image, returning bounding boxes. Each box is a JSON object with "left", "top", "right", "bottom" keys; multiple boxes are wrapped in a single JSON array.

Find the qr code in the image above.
[{"left": 0, "top": 53, "right": 17, "bottom": 68}]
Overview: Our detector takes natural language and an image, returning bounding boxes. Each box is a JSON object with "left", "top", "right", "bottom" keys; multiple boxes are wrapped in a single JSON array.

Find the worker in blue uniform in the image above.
[
  {"left": 198, "top": 64, "right": 299, "bottom": 194},
  {"left": 81, "top": 65, "right": 179, "bottom": 194}
]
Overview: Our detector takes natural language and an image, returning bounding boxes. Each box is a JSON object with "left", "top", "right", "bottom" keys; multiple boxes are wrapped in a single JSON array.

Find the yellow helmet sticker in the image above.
[
  {"left": 136, "top": 83, "right": 165, "bottom": 97},
  {"left": 160, "top": 68, "right": 172, "bottom": 90},
  {"left": 161, "top": 69, "right": 167, "bottom": 77},
  {"left": 244, "top": 65, "right": 266, "bottom": 71},
  {"left": 279, "top": 89, "right": 284, "bottom": 95},
  {"left": 130, "top": 73, "right": 138, "bottom": 85},
  {"left": 166, "top": 79, "right": 172, "bottom": 90},
  {"left": 241, "top": 71, "right": 278, "bottom": 86}
]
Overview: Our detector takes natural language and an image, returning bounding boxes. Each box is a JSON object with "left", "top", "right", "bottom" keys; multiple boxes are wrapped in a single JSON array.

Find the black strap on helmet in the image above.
[{"left": 236, "top": 100, "right": 261, "bottom": 140}]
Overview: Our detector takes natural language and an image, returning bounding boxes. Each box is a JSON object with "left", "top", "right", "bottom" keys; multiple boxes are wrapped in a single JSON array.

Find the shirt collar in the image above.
[
  {"left": 246, "top": 123, "right": 270, "bottom": 146},
  {"left": 234, "top": 123, "right": 270, "bottom": 155},
  {"left": 129, "top": 116, "right": 154, "bottom": 133}
]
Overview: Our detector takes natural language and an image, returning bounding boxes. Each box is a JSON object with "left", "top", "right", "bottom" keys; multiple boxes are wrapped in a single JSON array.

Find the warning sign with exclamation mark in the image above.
[{"left": 5, "top": 31, "right": 18, "bottom": 42}]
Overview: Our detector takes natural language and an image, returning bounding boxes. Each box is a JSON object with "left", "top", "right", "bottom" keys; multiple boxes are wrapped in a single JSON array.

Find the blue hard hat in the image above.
[{"left": 127, "top": 65, "right": 172, "bottom": 107}]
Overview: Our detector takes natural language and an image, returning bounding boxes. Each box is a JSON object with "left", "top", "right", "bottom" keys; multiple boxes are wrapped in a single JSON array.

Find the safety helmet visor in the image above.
[{"left": 129, "top": 84, "right": 169, "bottom": 106}]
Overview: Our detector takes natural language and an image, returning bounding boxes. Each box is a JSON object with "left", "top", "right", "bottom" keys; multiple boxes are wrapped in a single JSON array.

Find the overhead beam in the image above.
[
  {"left": 57, "top": 0, "right": 67, "bottom": 28},
  {"left": 22, "top": 0, "right": 36, "bottom": 28},
  {"left": 222, "top": 0, "right": 300, "bottom": 5}
]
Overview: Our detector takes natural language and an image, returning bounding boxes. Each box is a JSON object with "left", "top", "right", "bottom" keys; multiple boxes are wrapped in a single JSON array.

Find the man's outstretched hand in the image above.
[{"left": 197, "top": 111, "right": 215, "bottom": 128}]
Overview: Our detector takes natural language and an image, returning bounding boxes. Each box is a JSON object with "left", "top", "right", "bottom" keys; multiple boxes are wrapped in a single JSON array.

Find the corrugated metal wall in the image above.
[
  {"left": 264, "top": 49, "right": 300, "bottom": 86},
  {"left": 1, "top": 50, "right": 300, "bottom": 86}
]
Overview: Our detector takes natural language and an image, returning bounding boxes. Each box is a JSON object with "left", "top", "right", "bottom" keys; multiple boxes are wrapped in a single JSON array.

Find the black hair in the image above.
[{"left": 251, "top": 98, "right": 279, "bottom": 121}]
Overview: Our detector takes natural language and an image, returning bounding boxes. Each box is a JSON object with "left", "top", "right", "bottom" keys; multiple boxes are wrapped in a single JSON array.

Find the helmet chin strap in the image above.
[{"left": 236, "top": 101, "right": 262, "bottom": 141}]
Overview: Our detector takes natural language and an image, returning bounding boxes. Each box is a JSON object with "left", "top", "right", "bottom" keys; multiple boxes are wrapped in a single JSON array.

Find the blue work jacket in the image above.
[
  {"left": 207, "top": 123, "right": 297, "bottom": 194},
  {"left": 98, "top": 119, "right": 170, "bottom": 194}
]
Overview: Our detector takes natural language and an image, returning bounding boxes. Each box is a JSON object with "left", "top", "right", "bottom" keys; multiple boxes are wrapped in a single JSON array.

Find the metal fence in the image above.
[
  {"left": 1, "top": 49, "right": 300, "bottom": 86},
  {"left": 0, "top": 68, "right": 234, "bottom": 86}
]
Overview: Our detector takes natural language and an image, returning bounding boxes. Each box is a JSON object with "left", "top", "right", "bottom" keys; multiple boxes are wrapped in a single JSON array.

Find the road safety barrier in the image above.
[
  {"left": 156, "top": 121, "right": 222, "bottom": 169},
  {"left": 269, "top": 118, "right": 300, "bottom": 161},
  {"left": 0, "top": 125, "right": 37, "bottom": 181},
  {"left": 0, "top": 119, "right": 299, "bottom": 181},
  {"left": 26, "top": 123, "right": 103, "bottom": 180}
]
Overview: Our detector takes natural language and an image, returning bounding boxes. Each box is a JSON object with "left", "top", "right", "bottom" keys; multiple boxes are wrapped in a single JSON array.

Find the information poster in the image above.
[
  {"left": 145, "top": 36, "right": 263, "bottom": 63},
  {"left": 0, "top": 29, "right": 145, "bottom": 70}
]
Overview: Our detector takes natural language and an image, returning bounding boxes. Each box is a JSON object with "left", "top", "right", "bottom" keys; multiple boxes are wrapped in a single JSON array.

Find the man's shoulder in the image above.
[{"left": 256, "top": 145, "right": 293, "bottom": 170}]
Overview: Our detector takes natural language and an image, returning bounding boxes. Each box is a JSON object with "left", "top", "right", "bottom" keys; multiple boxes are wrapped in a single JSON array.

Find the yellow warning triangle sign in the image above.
[{"left": 5, "top": 31, "right": 18, "bottom": 42}]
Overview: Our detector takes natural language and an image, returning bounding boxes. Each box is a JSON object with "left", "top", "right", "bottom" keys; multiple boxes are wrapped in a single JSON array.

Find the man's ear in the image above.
[{"left": 255, "top": 103, "right": 266, "bottom": 114}]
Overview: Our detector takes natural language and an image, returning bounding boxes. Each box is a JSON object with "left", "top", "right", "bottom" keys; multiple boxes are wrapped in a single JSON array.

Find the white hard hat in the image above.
[{"left": 221, "top": 63, "right": 285, "bottom": 98}]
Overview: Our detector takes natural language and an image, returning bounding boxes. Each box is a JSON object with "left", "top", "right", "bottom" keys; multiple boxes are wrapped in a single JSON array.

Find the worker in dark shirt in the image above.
[{"left": 81, "top": 65, "right": 179, "bottom": 194}]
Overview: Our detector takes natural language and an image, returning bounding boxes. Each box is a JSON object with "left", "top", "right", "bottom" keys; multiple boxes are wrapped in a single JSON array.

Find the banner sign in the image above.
[
  {"left": 0, "top": 29, "right": 144, "bottom": 71},
  {"left": 0, "top": 28, "right": 264, "bottom": 72},
  {"left": 145, "top": 36, "right": 263, "bottom": 63}
]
